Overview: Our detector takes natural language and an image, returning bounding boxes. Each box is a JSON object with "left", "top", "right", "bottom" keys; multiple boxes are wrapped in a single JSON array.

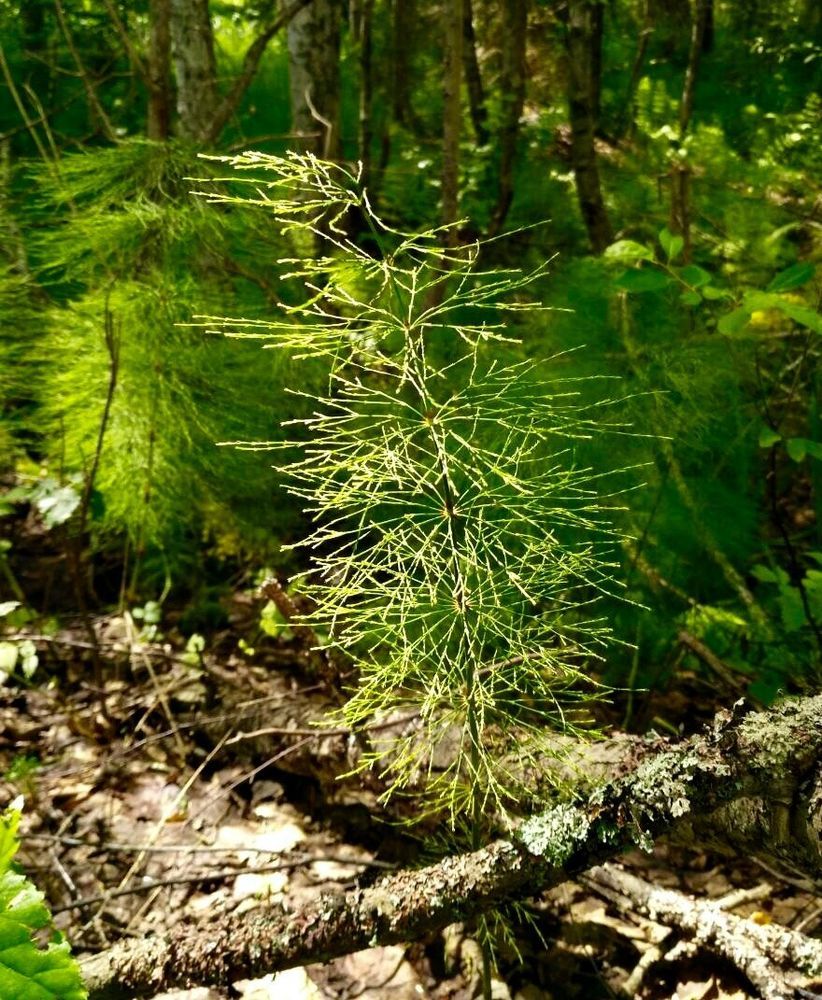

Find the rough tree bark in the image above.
[
  {"left": 287, "top": 0, "right": 343, "bottom": 160},
  {"left": 170, "top": 0, "right": 218, "bottom": 143},
  {"left": 561, "top": 0, "right": 613, "bottom": 254},
  {"left": 81, "top": 695, "right": 822, "bottom": 998}
]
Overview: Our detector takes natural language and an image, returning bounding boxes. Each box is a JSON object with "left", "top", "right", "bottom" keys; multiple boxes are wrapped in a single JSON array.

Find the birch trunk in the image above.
[{"left": 287, "top": 0, "right": 343, "bottom": 160}]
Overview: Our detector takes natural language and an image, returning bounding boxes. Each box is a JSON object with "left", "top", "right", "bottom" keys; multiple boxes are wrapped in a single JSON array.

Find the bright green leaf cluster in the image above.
[{"left": 0, "top": 803, "right": 87, "bottom": 1000}]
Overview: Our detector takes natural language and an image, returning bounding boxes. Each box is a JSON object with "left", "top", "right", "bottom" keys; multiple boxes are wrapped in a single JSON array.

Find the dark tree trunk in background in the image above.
[
  {"left": 619, "top": 0, "right": 653, "bottom": 136},
  {"left": 442, "top": 0, "right": 463, "bottom": 242},
  {"left": 147, "top": 0, "right": 172, "bottom": 140},
  {"left": 391, "top": 0, "right": 424, "bottom": 133},
  {"left": 353, "top": 0, "right": 375, "bottom": 186},
  {"left": 287, "top": 0, "right": 342, "bottom": 159},
  {"left": 590, "top": 0, "right": 603, "bottom": 128},
  {"left": 462, "top": 0, "right": 489, "bottom": 145},
  {"left": 170, "top": 0, "right": 218, "bottom": 143},
  {"left": 561, "top": 0, "right": 613, "bottom": 254},
  {"left": 20, "top": 0, "right": 51, "bottom": 101},
  {"left": 701, "top": 0, "right": 714, "bottom": 53},
  {"left": 650, "top": 0, "right": 690, "bottom": 57},
  {"left": 488, "top": 0, "right": 527, "bottom": 236},
  {"left": 679, "top": 0, "right": 709, "bottom": 138}
]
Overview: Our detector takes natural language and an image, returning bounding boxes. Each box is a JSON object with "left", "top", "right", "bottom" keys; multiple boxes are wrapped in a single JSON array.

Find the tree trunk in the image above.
[
  {"left": 619, "top": 0, "right": 653, "bottom": 136},
  {"left": 170, "top": 0, "right": 218, "bottom": 143},
  {"left": 81, "top": 695, "right": 822, "bottom": 998},
  {"left": 353, "top": 0, "right": 375, "bottom": 187},
  {"left": 462, "top": 0, "right": 489, "bottom": 145},
  {"left": 147, "top": 0, "right": 172, "bottom": 140},
  {"left": 589, "top": 0, "right": 603, "bottom": 129},
  {"left": 702, "top": 0, "right": 714, "bottom": 53},
  {"left": 391, "top": 0, "right": 422, "bottom": 132},
  {"left": 488, "top": 0, "right": 527, "bottom": 236},
  {"left": 678, "top": 0, "right": 709, "bottom": 139},
  {"left": 287, "top": 0, "right": 343, "bottom": 160},
  {"left": 562, "top": 0, "right": 613, "bottom": 254},
  {"left": 442, "top": 0, "right": 463, "bottom": 243}
]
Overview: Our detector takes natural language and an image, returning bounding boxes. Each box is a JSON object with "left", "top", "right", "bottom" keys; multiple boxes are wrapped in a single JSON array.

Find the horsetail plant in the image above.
[{"left": 196, "top": 152, "right": 634, "bottom": 989}]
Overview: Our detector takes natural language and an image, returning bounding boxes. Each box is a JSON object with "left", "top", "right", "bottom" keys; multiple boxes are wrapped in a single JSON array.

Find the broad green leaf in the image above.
[
  {"left": 779, "top": 585, "right": 808, "bottom": 633},
  {"left": 260, "top": 600, "right": 291, "bottom": 638},
  {"left": 680, "top": 290, "right": 701, "bottom": 306},
  {"left": 774, "top": 299, "right": 822, "bottom": 334},
  {"left": 786, "top": 438, "right": 822, "bottom": 461},
  {"left": 787, "top": 438, "right": 807, "bottom": 462},
  {"left": 751, "top": 565, "right": 778, "bottom": 583},
  {"left": 0, "top": 643, "right": 17, "bottom": 675},
  {"left": 18, "top": 642, "right": 38, "bottom": 679},
  {"left": 604, "top": 240, "right": 654, "bottom": 262},
  {"left": 614, "top": 268, "right": 672, "bottom": 293},
  {"left": 34, "top": 486, "right": 80, "bottom": 530},
  {"left": 702, "top": 285, "right": 730, "bottom": 300},
  {"left": 718, "top": 306, "right": 752, "bottom": 337},
  {"left": 0, "top": 806, "right": 87, "bottom": 1000},
  {"left": 766, "top": 262, "right": 815, "bottom": 293},
  {"left": 659, "top": 227, "right": 684, "bottom": 262},
  {"left": 758, "top": 427, "right": 781, "bottom": 448},
  {"left": 676, "top": 264, "right": 712, "bottom": 288},
  {"left": 718, "top": 292, "right": 822, "bottom": 337}
]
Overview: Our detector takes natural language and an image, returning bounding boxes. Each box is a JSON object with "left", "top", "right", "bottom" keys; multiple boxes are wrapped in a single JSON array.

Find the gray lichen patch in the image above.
[{"left": 516, "top": 803, "right": 591, "bottom": 864}]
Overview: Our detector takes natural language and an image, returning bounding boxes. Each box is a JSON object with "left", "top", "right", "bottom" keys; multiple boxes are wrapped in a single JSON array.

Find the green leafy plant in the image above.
[{"left": 0, "top": 801, "right": 87, "bottom": 1000}]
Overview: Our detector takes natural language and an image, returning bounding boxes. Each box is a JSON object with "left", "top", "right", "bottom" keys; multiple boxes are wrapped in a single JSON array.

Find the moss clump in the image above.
[{"left": 516, "top": 804, "right": 591, "bottom": 865}]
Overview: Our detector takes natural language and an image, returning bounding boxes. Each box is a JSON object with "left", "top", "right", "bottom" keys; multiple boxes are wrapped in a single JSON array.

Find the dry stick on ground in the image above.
[
  {"left": 584, "top": 864, "right": 822, "bottom": 1000},
  {"left": 81, "top": 694, "right": 822, "bottom": 998}
]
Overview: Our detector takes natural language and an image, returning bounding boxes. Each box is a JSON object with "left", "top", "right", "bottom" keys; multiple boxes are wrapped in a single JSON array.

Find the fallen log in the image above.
[{"left": 81, "top": 694, "right": 822, "bottom": 999}]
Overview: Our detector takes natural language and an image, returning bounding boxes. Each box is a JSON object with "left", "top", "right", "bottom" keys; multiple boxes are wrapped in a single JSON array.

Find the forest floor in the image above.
[{"left": 2, "top": 593, "right": 821, "bottom": 1000}]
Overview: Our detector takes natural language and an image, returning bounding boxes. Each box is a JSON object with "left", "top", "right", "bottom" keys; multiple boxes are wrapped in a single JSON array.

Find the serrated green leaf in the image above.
[
  {"left": 604, "top": 240, "right": 654, "bottom": 262},
  {"left": 613, "top": 268, "right": 672, "bottom": 293},
  {"left": 766, "top": 261, "right": 815, "bottom": 293},
  {"left": 0, "top": 808, "right": 87, "bottom": 1000},
  {"left": 659, "top": 227, "right": 684, "bottom": 262},
  {"left": 758, "top": 427, "right": 781, "bottom": 448}
]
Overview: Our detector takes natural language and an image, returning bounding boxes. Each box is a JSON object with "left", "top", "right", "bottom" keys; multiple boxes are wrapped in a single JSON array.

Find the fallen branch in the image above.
[
  {"left": 80, "top": 695, "right": 822, "bottom": 998},
  {"left": 585, "top": 864, "right": 822, "bottom": 1000}
]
